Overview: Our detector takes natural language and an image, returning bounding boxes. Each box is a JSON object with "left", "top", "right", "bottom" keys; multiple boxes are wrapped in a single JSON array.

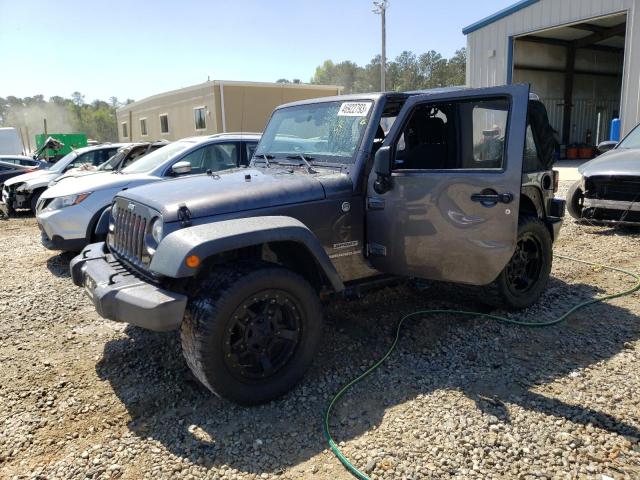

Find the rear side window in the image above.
[{"left": 393, "top": 98, "right": 509, "bottom": 170}]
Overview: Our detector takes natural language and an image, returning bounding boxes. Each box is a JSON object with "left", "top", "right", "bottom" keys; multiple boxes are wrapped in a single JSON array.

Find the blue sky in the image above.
[{"left": 0, "top": 0, "right": 514, "bottom": 102}]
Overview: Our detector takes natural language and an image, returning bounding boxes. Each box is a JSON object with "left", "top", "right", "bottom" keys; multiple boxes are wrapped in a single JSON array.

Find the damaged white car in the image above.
[{"left": 0, "top": 144, "right": 126, "bottom": 215}]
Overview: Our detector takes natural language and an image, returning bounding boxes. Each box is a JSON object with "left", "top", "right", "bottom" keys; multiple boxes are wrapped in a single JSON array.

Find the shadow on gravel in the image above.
[
  {"left": 574, "top": 221, "right": 640, "bottom": 236},
  {"left": 46, "top": 251, "right": 77, "bottom": 278},
  {"left": 96, "top": 275, "right": 640, "bottom": 475}
]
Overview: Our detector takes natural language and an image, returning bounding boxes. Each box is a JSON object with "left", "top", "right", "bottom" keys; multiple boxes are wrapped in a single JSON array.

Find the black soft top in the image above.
[{"left": 526, "top": 99, "right": 558, "bottom": 172}]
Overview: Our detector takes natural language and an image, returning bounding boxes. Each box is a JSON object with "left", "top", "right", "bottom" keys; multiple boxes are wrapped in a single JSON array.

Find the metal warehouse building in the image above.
[
  {"left": 116, "top": 80, "right": 343, "bottom": 142},
  {"left": 464, "top": 0, "right": 640, "bottom": 147}
]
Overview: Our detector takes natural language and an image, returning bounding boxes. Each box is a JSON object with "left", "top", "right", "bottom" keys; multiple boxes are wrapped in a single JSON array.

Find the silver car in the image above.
[
  {"left": 567, "top": 122, "right": 640, "bottom": 224},
  {"left": 36, "top": 133, "right": 260, "bottom": 251}
]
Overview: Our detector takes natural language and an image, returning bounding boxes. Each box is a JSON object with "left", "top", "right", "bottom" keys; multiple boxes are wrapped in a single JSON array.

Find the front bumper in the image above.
[
  {"left": 39, "top": 227, "right": 86, "bottom": 251},
  {"left": 37, "top": 203, "right": 93, "bottom": 251},
  {"left": 71, "top": 242, "right": 187, "bottom": 331},
  {"left": 1, "top": 188, "right": 30, "bottom": 211}
]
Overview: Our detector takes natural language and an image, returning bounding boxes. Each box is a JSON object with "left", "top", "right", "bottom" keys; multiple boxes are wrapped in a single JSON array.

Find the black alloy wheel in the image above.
[{"left": 223, "top": 290, "right": 302, "bottom": 381}]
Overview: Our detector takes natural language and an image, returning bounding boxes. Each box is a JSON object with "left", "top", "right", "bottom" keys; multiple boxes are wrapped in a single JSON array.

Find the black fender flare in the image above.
[
  {"left": 87, "top": 206, "right": 111, "bottom": 243},
  {"left": 150, "top": 216, "right": 345, "bottom": 292}
]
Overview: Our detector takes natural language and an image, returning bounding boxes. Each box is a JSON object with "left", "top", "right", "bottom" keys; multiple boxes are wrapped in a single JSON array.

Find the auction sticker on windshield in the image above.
[{"left": 338, "top": 102, "right": 371, "bottom": 117}]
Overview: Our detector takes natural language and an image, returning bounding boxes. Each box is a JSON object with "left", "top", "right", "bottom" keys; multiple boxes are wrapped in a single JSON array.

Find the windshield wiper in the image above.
[
  {"left": 253, "top": 153, "right": 274, "bottom": 167},
  {"left": 286, "top": 154, "right": 317, "bottom": 174}
]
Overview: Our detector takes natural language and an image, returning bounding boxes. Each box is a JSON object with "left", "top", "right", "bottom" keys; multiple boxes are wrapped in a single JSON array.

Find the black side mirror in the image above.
[
  {"left": 597, "top": 140, "right": 618, "bottom": 154},
  {"left": 373, "top": 145, "right": 392, "bottom": 194}
]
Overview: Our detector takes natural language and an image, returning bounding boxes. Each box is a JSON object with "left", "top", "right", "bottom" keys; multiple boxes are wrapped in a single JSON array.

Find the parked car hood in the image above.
[
  {"left": 4, "top": 169, "right": 56, "bottom": 189},
  {"left": 123, "top": 167, "right": 342, "bottom": 222},
  {"left": 42, "top": 172, "right": 157, "bottom": 199},
  {"left": 50, "top": 168, "right": 102, "bottom": 186},
  {"left": 579, "top": 149, "right": 640, "bottom": 177}
]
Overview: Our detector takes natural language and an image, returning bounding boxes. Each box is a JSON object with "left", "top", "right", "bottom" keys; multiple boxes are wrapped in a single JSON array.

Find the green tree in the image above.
[{"left": 311, "top": 48, "right": 466, "bottom": 93}]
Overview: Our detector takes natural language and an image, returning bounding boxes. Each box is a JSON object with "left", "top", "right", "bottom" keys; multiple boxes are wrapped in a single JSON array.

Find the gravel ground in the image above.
[{"left": 1, "top": 181, "right": 639, "bottom": 480}]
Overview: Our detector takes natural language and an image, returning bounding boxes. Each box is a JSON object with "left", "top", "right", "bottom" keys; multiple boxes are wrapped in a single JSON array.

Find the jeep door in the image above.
[{"left": 366, "top": 84, "right": 530, "bottom": 285}]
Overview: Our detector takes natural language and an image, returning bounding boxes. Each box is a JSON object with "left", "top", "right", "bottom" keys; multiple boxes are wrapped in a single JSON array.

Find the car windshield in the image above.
[
  {"left": 121, "top": 142, "right": 192, "bottom": 174},
  {"left": 254, "top": 100, "right": 373, "bottom": 164},
  {"left": 617, "top": 123, "right": 640, "bottom": 149},
  {"left": 47, "top": 151, "right": 78, "bottom": 173}
]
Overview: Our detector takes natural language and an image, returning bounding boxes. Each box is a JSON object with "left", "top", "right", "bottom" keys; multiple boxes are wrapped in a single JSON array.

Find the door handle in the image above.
[{"left": 471, "top": 192, "right": 513, "bottom": 205}]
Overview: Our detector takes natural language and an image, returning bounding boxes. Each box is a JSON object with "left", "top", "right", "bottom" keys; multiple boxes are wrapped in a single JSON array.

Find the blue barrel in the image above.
[{"left": 610, "top": 118, "right": 621, "bottom": 141}]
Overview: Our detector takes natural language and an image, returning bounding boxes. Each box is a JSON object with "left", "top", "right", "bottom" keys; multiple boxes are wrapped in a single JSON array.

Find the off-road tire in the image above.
[
  {"left": 566, "top": 180, "right": 584, "bottom": 220},
  {"left": 483, "top": 215, "right": 552, "bottom": 310},
  {"left": 181, "top": 261, "right": 323, "bottom": 405},
  {"left": 30, "top": 189, "right": 44, "bottom": 215}
]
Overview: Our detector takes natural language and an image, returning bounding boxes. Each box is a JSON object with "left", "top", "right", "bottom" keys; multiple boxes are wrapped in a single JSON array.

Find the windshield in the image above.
[
  {"left": 122, "top": 142, "right": 192, "bottom": 174},
  {"left": 617, "top": 123, "right": 640, "bottom": 149},
  {"left": 99, "top": 150, "right": 125, "bottom": 171},
  {"left": 47, "top": 151, "right": 78, "bottom": 173},
  {"left": 255, "top": 100, "right": 373, "bottom": 164}
]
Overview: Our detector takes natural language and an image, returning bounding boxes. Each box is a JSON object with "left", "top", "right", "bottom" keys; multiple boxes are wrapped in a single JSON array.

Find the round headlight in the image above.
[{"left": 151, "top": 217, "right": 163, "bottom": 243}]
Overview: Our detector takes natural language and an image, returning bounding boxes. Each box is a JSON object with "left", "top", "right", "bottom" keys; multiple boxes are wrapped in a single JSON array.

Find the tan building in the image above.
[{"left": 116, "top": 80, "right": 343, "bottom": 142}]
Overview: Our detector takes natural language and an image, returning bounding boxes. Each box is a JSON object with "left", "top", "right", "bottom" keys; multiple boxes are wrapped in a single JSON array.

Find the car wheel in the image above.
[
  {"left": 30, "top": 189, "right": 44, "bottom": 215},
  {"left": 566, "top": 180, "right": 584, "bottom": 220},
  {"left": 181, "top": 261, "right": 323, "bottom": 405},
  {"left": 484, "top": 215, "right": 552, "bottom": 310}
]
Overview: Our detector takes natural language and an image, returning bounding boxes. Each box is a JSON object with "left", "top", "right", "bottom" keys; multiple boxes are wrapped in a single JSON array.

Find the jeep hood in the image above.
[
  {"left": 579, "top": 148, "right": 640, "bottom": 177},
  {"left": 123, "top": 168, "right": 344, "bottom": 221},
  {"left": 42, "top": 172, "right": 158, "bottom": 199}
]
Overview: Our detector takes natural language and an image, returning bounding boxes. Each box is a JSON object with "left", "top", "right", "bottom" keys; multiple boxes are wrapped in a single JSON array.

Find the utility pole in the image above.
[{"left": 372, "top": 1, "right": 388, "bottom": 92}]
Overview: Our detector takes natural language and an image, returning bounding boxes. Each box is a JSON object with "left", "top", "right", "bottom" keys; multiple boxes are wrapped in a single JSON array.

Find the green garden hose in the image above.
[{"left": 323, "top": 254, "right": 640, "bottom": 480}]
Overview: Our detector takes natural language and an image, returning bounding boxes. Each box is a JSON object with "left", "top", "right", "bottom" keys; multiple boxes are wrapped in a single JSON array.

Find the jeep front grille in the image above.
[{"left": 108, "top": 200, "right": 157, "bottom": 269}]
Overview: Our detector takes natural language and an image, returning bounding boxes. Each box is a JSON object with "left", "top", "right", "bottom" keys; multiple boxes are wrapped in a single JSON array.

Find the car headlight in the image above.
[
  {"left": 15, "top": 183, "right": 28, "bottom": 192},
  {"left": 150, "top": 217, "right": 164, "bottom": 244},
  {"left": 45, "top": 192, "right": 92, "bottom": 211}
]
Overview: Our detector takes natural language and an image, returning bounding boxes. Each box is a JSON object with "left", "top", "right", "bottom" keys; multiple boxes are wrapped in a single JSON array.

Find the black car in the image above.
[
  {"left": 0, "top": 161, "right": 37, "bottom": 189},
  {"left": 0, "top": 155, "right": 49, "bottom": 169}
]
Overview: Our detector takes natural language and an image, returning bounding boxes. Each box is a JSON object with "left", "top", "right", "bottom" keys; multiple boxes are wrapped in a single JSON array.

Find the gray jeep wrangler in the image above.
[{"left": 71, "top": 85, "right": 565, "bottom": 405}]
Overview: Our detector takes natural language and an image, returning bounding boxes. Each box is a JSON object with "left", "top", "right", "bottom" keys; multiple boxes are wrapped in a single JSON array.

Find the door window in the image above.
[
  {"left": 170, "top": 143, "right": 237, "bottom": 175},
  {"left": 393, "top": 98, "right": 509, "bottom": 170},
  {"left": 66, "top": 152, "right": 95, "bottom": 170},
  {"left": 201, "top": 143, "right": 238, "bottom": 171}
]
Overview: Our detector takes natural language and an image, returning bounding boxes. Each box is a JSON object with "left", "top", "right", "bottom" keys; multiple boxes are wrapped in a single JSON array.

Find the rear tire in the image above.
[
  {"left": 484, "top": 215, "right": 552, "bottom": 310},
  {"left": 566, "top": 180, "right": 584, "bottom": 220},
  {"left": 181, "top": 262, "right": 323, "bottom": 405}
]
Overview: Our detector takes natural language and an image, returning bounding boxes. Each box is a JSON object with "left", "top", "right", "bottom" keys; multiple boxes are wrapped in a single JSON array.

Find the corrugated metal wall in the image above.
[
  {"left": 466, "top": 0, "right": 638, "bottom": 136},
  {"left": 541, "top": 97, "right": 619, "bottom": 143}
]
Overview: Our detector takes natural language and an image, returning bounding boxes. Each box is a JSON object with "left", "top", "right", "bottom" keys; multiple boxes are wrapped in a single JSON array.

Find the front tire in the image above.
[
  {"left": 484, "top": 215, "right": 552, "bottom": 310},
  {"left": 566, "top": 180, "right": 584, "bottom": 220},
  {"left": 30, "top": 189, "right": 44, "bottom": 215},
  {"left": 181, "top": 262, "right": 323, "bottom": 405}
]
